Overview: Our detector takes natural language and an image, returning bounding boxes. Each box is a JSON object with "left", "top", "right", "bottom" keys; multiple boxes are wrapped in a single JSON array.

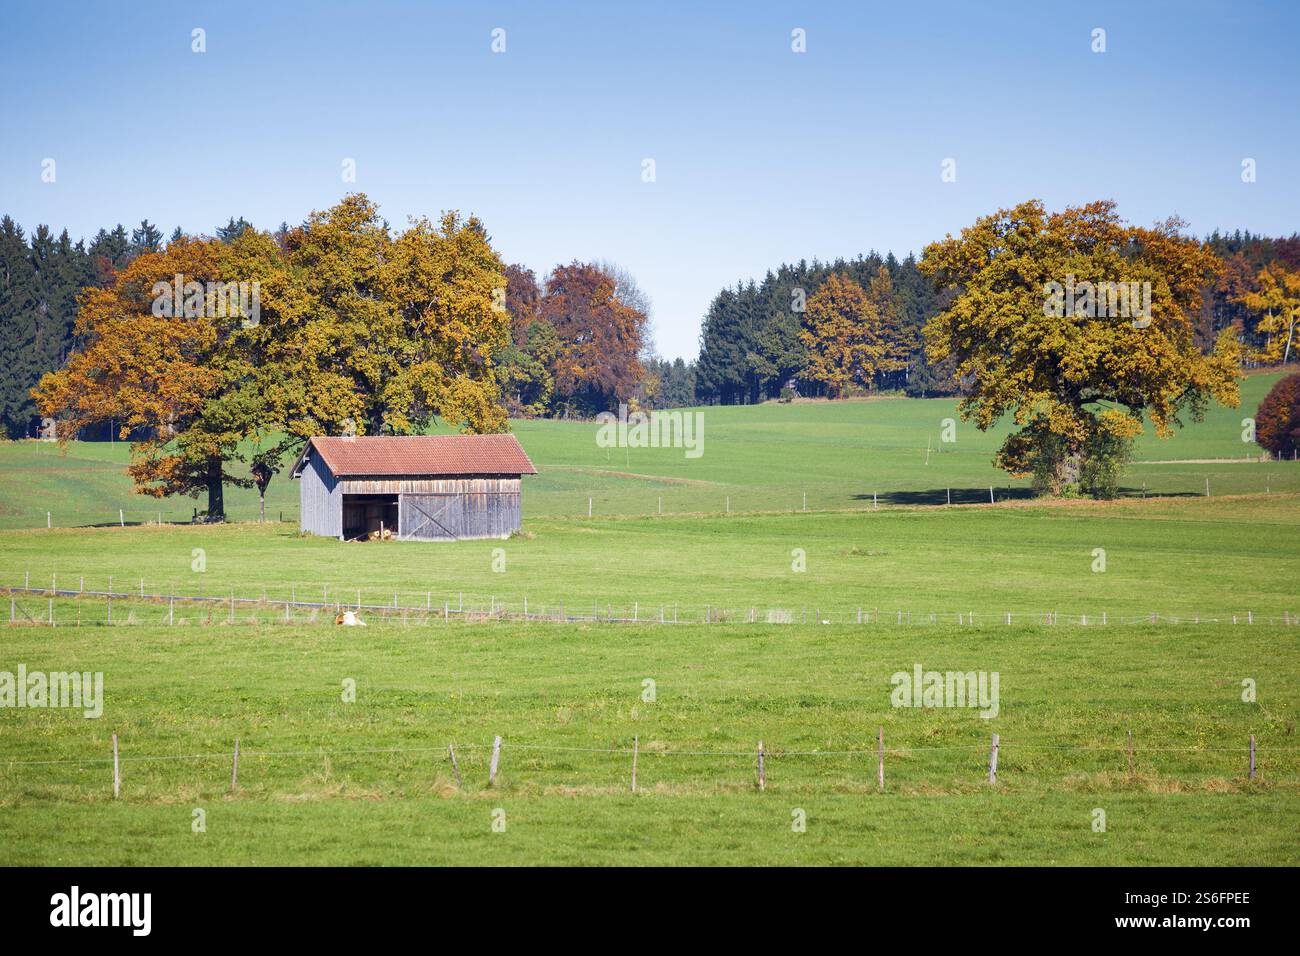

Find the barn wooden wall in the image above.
[{"left": 298, "top": 451, "right": 342, "bottom": 537}]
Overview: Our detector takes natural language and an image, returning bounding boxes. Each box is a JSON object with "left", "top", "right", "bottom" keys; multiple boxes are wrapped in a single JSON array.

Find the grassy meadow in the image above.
[
  {"left": 0, "top": 373, "right": 1297, "bottom": 865},
  {"left": 0, "top": 620, "right": 1295, "bottom": 865}
]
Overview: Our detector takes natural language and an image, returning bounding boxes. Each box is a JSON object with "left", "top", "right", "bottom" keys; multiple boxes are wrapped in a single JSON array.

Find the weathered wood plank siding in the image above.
[
  {"left": 298, "top": 450, "right": 342, "bottom": 538},
  {"left": 399, "top": 478, "right": 521, "bottom": 540}
]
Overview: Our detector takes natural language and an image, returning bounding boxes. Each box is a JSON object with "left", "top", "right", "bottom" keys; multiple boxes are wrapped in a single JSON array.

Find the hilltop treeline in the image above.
[
  {"left": 694, "top": 252, "right": 952, "bottom": 404},
  {"left": 688, "top": 232, "right": 1300, "bottom": 407}
]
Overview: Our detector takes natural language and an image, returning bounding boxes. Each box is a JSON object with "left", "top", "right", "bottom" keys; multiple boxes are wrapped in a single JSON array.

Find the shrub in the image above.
[{"left": 1256, "top": 373, "right": 1300, "bottom": 459}]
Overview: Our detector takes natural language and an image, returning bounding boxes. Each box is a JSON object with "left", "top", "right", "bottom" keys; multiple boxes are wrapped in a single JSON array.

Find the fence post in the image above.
[
  {"left": 757, "top": 740, "right": 766, "bottom": 791},
  {"left": 112, "top": 733, "right": 120, "bottom": 798},
  {"left": 231, "top": 738, "right": 240, "bottom": 791},
  {"left": 1249, "top": 735, "right": 1256, "bottom": 780},
  {"left": 119, "top": 509, "right": 124, "bottom": 527},
  {"left": 631, "top": 736, "right": 639, "bottom": 793},
  {"left": 588, "top": 497, "right": 592, "bottom": 517},
  {"left": 988, "top": 733, "right": 999, "bottom": 784},
  {"left": 877, "top": 727, "right": 884, "bottom": 791},
  {"left": 448, "top": 743, "right": 461, "bottom": 788},
  {"left": 488, "top": 735, "right": 502, "bottom": 786}
]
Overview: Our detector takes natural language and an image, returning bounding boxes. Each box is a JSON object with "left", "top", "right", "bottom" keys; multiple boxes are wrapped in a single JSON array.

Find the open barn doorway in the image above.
[{"left": 342, "top": 494, "right": 398, "bottom": 541}]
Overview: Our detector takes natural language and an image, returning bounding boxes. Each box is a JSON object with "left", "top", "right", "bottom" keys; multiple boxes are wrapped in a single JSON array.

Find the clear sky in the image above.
[{"left": 2, "top": 0, "right": 1297, "bottom": 359}]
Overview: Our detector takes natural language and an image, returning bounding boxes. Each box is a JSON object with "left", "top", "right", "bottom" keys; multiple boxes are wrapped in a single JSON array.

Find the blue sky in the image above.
[{"left": 2, "top": 0, "right": 1297, "bottom": 359}]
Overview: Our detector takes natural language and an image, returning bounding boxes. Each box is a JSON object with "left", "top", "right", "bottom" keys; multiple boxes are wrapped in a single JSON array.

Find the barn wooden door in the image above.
[{"left": 399, "top": 494, "right": 462, "bottom": 540}]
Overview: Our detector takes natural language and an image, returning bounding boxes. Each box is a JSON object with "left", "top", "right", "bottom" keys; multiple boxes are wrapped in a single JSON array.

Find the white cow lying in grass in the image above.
[{"left": 335, "top": 610, "right": 367, "bottom": 627}]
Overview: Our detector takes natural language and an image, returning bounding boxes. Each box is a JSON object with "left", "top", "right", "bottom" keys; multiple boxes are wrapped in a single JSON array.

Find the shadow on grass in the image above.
[
  {"left": 857, "top": 488, "right": 1037, "bottom": 506},
  {"left": 855, "top": 486, "right": 1203, "bottom": 506}
]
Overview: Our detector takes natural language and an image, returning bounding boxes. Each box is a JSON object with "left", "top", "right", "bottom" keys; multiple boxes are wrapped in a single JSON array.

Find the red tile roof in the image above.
[{"left": 294, "top": 434, "right": 537, "bottom": 478}]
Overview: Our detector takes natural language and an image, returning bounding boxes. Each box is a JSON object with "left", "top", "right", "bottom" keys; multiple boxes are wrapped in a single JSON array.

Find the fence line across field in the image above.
[
  {"left": 5, "top": 731, "right": 1287, "bottom": 798},
  {"left": 21, "top": 468, "right": 1300, "bottom": 533},
  {"left": 3, "top": 581, "right": 1298, "bottom": 628}
]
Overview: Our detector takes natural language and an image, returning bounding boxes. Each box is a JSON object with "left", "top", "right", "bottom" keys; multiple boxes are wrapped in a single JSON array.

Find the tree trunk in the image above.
[
  {"left": 206, "top": 458, "right": 225, "bottom": 522},
  {"left": 259, "top": 490, "right": 266, "bottom": 524}
]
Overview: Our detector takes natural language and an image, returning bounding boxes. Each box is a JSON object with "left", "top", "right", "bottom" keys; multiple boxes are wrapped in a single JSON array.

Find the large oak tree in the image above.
[{"left": 920, "top": 200, "right": 1240, "bottom": 496}]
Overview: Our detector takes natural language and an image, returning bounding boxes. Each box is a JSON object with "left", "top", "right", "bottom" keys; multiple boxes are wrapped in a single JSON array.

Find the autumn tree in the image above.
[
  {"left": 33, "top": 236, "right": 267, "bottom": 519},
  {"left": 1239, "top": 263, "right": 1300, "bottom": 365},
  {"left": 270, "top": 195, "right": 510, "bottom": 438},
  {"left": 541, "top": 262, "right": 648, "bottom": 416},
  {"left": 921, "top": 200, "right": 1240, "bottom": 497},
  {"left": 1255, "top": 373, "right": 1300, "bottom": 459},
  {"left": 504, "top": 263, "right": 541, "bottom": 345},
  {"left": 35, "top": 194, "right": 512, "bottom": 520},
  {"left": 799, "top": 269, "right": 905, "bottom": 398}
]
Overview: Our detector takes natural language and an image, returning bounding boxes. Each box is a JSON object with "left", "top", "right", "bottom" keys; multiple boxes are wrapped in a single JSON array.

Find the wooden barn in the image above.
[{"left": 291, "top": 434, "right": 537, "bottom": 541}]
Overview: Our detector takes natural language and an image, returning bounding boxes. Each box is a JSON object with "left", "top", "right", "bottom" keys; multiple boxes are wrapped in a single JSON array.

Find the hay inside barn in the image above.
[{"left": 291, "top": 435, "right": 537, "bottom": 541}]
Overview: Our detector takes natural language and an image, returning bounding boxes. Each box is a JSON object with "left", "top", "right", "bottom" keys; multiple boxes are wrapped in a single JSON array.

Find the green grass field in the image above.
[
  {"left": 1, "top": 620, "right": 1296, "bottom": 865},
  {"left": 0, "top": 376, "right": 1296, "bottom": 865}
]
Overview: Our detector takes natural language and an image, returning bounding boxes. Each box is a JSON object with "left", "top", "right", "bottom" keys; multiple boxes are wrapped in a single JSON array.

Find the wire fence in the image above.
[
  {"left": 3, "top": 583, "right": 1298, "bottom": 628},
  {"left": 4, "top": 732, "right": 1293, "bottom": 799}
]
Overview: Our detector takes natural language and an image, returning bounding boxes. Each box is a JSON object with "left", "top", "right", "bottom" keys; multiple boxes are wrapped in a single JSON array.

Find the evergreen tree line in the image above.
[{"left": 692, "top": 252, "right": 954, "bottom": 406}]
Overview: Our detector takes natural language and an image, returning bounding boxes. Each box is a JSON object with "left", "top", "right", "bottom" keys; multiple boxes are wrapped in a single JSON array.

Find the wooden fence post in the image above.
[
  {"left": 231, "top": 738, "right": 240, "bottom": 791},
  {"left": 877, "top": 727, "right": 884, "bottom": 791},
  {"left": 988, "top": 733, "right": 999, "bottom": 784},
  {"left": 448, "top": 744, "right": 461, "bottom": 788},
  {"left": 631, "top": 736, "right": 639, "bottom": 793},
  {"left": 488, "top": 735, "right": 502, "bottom": 786},
  {"left": 757, "top": 740, "right": 766, "bottom": 791},
  {"left": 112, "top": 733, "right": 120, "bottom": 798}
]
